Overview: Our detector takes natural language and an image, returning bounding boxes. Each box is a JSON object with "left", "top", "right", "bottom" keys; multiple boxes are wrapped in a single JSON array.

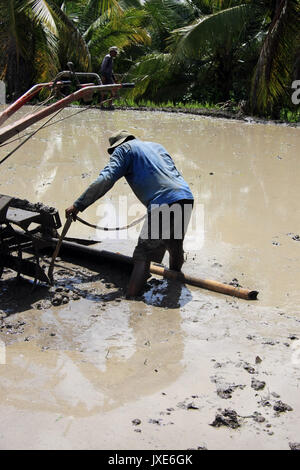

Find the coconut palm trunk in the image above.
[{"left": 250, "top": 0, "right": 300, "bottom": 117}]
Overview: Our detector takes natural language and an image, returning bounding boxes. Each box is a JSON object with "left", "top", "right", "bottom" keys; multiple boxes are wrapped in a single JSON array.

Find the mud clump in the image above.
[
  {"left": 242, "top": 362, "right": 256, "bottom": 374},
  {"left": 229, "top": 278, "right": 242, "bottom": 288},
  {"left": 260, "top": 399, "right": 272, "bottom": 408},
  {"left": 273, "top": 401, "right": 293, "bottom": 413},
  {"left": 289, "top": 442, "right": 300, "bottom": 451},
  {"left": 252, "top": 412, "right": 266, "bottom": 423},
  {"left": 51, "top": 294, "right": 69, "bottom": 306},
  {"left": 216, "top": 383, "right": 245, "bottom": 399},
  {"left": 34, "top": 286, "right": 82, "bottom": 308},
  {"left": 251, "top": 378, "right": 266, "bottom": 391},
  {"left": 148, "top": 419, "right": 162, "bottom": 425},
  {"left": 210, "top": 409, "right": 241, "bottom": 429},
  {"left": 217, "top": 385, "right": 235, "bottom": 400},
  {"left": 0, "top": 320, "right": 26, "bottom": 335},
  {"left": 132, "top": 419, "right": 141, "bottom": 426},
  {"left": 176, "top": 396, "right": 201, "bottom": 410}
]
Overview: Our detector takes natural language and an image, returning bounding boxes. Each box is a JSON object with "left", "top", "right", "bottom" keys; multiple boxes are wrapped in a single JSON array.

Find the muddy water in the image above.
[
  {"left": 0, "top": 106, "right": 300, "bottom": 450},
  {"left": 1, "top": 106, "right": 299, "bottom": 309}
]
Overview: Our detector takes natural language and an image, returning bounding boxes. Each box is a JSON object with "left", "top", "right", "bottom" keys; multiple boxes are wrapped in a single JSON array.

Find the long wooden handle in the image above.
[{"left": 47, "top": 216, "right": 73, "bottom": 284}]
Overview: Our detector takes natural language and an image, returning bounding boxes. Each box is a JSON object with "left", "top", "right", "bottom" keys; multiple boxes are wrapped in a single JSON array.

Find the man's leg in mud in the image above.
[
  {"left": 109, "top": 88, "right": 117, "bottom": 108},
  {"left": 100, "top": 76, "right": 113, "bottom": 108},
  {"left": 167, "top": 200, "right": 193, "bottom": 272},
  {"left": 127, "top": 260, "right": 151, "bottom": 297},
  {"left": 100, "top": 93, "right": 113, "bottom": 108},
  {"left": 127, "top": 237, "right": 166, "bottom": 297},
  {"left": 168, "top": 240, "right": 185, "bottom": 272}
]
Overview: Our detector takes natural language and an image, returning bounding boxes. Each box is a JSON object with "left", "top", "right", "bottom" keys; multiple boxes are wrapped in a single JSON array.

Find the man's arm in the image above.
[{"left": 66, "top": 147, "right": 130, "bottom": 219}]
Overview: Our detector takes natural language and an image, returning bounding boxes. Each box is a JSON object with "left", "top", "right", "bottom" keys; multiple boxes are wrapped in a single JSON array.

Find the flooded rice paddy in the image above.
[{"left": 0, "top": 106, "right": 299, "bottom": 450}]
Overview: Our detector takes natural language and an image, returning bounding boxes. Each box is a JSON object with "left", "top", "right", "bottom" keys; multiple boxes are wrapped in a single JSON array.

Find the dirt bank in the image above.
[{"left": 85, "top": 103, "right": 300, "bottom": 127}]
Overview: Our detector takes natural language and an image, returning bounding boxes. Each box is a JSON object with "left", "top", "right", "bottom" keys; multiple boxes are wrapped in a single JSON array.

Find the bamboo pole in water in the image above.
[
  {"left": 149, "top": 264, "right": 258, "bottom": 300},
  {"left": 54, "top": 241, "right": 258, "bottom": 300}
]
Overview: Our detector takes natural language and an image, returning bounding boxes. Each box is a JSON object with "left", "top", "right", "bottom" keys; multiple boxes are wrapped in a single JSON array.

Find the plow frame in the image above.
[
  {"left": 0, "top": 64, "right": 134, "bottom": 285},
  {"left": 0, "top": 195, "right": 62, "bottom": 285}
]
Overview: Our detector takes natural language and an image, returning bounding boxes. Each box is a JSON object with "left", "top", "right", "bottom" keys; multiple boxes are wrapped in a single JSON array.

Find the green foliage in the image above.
[
  {"left": 0, "top": 0, "right": 91, "bottom": 97},
  {"left": 115, "top": 96, "right": 221, "bottom": 110},
  {"left": 0, "top": 0, "right": 59, "bottom": 96},
  {"left": 0, "top": 0, "right": 298, "bottom": 120},
  {"left": 171, "top": 4, "right": 254, "bottom": 59},
  {"left": 279, "top": 108, "right": 300, "bottom": 123},
  {"left": 124, "top": 52, "right": 175, "bottom": 100},
  {"left": 250, "top": 0, "right": 300, "bottom": 116},
  {"left": 142, "top": 0, "right": 194, "bottom": 51},
  {"left": 86, "top": 8, "right": 151, "bottom": 70}
]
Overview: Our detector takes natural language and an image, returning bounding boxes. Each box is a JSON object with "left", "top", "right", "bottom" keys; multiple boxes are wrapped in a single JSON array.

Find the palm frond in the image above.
[
  {"left": 48, "top": 2, "right": 91, "bottom": 71},
  {"left": 125, "top": 52, "right": 174, "bottom": 99},
  {"left": 250, "top": 0, "right": 300, "bottom": 115},
  {"left": 31, "top": 23, "right": 59, "bottom": 82},
  {"left": 87, "top": 7, "right": 150, "bottom": 65},
  {"left": 27, "top": 0, "right": 58, "bottom": 35},
  {"left": 119, "top": 0, "right": 143, "bottom": 9},
  {"left": 171, "top": 3, "right": 253, "bottom": 59},
  {"left": 144, "top": 0, "right": 194, "bottom": 33},
  {"left": 77, "top": 0, "right": 122, "bottom": 33}
]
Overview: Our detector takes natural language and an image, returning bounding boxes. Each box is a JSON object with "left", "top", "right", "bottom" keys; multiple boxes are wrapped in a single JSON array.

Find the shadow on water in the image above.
[
  {"left": 0, "top": 276, "right": 49, "bottom": 316},
  {"left": 142, "top": 278, "right": 192, "bottom": 308}
]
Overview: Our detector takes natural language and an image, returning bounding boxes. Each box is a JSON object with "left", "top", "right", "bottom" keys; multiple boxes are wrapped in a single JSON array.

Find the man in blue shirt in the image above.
[{"left": 66, "top": 130, "right": 194, "bottom": 297}]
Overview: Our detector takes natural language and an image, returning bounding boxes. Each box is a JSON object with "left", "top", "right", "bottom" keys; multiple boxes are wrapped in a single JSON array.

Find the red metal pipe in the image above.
[
  {"left": 0, "top": 83, "right": 53, "bottom": 127},
  {"left": 0, "top": 84, "right": 126, "bottom": 144}
]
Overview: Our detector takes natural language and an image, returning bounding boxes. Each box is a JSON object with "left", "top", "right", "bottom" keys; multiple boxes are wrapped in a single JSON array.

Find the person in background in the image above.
[
  {"left": 66, "top": 130, "right": 194, "bottom": 297},
  {"left": 100, "top": 46, "right": 118, "bottom": 109}
]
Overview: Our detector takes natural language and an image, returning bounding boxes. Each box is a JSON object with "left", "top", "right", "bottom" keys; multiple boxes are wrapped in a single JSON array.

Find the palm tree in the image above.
[
  {"left": 2, "top": 0, "right": 297, "bottom": 116},
  {"left": 0, "top": 0, "right": 91, "bottom": 100},
  {"left": 170, "top": 1, "right": 259, "bottom": 101},
  {"left": 122, "top": 0, "right": 197, "bottom": 102},
  {"left": 170, "top": 0, "right": 300, "bottom": 115},
  {"left": 0, "top": 0, "right": 54, "bottom": 99},
  {"left": 250, "top": 0, "right": 300, "bottom": 116},
  {"left": 83, "top": 4, "right": 151, "bottom": 72},
  {"left": 123, "top": 0, "right": 262, "bottom": 103}
]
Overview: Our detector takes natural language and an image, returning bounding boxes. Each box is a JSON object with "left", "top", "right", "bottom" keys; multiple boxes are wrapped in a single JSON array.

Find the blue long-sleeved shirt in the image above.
[{"left": 74, "top": 139, "right": 194, "bottom": 212}]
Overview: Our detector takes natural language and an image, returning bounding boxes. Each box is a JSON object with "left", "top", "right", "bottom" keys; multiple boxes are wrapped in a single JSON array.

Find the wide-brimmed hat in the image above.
[
  {"left": 107, "top": 130, "right": 136, "bottom": 154},
  {"left": 109, "top": 46, "right": 118, "bottom": 53}
]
